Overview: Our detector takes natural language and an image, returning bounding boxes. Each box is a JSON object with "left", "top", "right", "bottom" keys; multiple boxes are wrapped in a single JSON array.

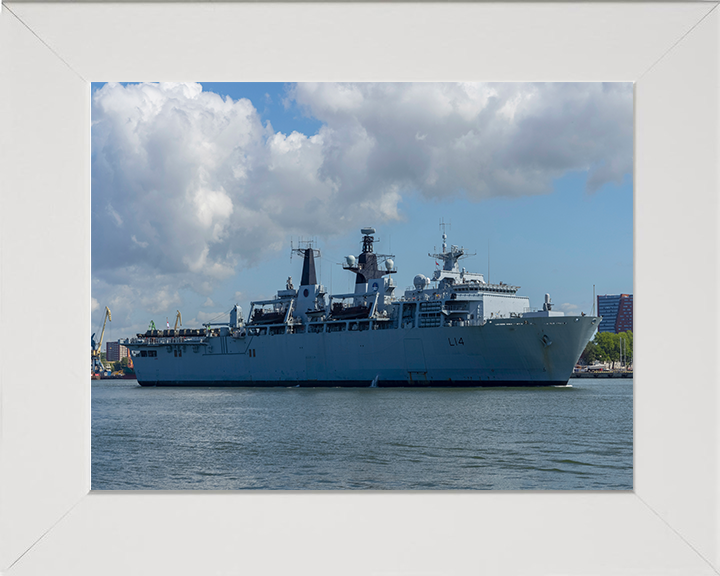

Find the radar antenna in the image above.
[
  {"left": 343, "top": 228, "right": 396, "bottom": 285},
  {"left": 290, "top": 238, "right": 321, "bottom": 260},
  {"left": 290, "top": 238, "right": 321, "bottom": 286},
  {"left": 429, "top": 218, "right": 475, "bottom": 272}
]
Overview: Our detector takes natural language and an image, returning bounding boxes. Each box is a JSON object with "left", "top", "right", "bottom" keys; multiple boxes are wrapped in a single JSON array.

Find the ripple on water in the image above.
[{"left": 92, "top": 380, "right": 633, "bottom": 490}]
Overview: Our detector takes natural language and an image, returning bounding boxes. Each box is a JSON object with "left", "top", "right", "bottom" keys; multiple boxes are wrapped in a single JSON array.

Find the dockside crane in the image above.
[
  {"left": 91, "top": 306, "right": 111, "bottom": 375},
  {"left": 174, "top": 310, "right": 182, "bottom": 332}
]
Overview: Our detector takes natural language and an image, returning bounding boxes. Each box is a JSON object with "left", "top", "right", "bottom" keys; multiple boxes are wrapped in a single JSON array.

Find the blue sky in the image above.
[
  {"left": 198, "top": 82, "right": 323, "bottom": 136},
  {"left": 91, "top": 82, "right": 632, "bottom": 344}
]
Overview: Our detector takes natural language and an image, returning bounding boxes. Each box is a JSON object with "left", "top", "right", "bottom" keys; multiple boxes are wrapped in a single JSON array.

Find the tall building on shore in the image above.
[
  {"left": 597, "top": 294, "right": 633, "bottom": 333},
  {"left": 106, "top": 341, "right": 129, "bottom": 362}
]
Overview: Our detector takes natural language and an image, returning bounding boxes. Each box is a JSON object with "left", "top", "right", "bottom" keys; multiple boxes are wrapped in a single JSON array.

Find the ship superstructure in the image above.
[{"left": 122, "top": 227, "right": 599, "bottom": 387}]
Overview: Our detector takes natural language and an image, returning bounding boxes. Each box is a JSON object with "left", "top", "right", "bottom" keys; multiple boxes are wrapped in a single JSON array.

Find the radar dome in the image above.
[
  {"left": 345, "top": 255, "right": 356, "bottom": 267},
  {"left": 360, "top": 227, "right": 376, "bottom": 235},
  {"left": 385, "top": 259, "right": 394, "bottom": 270},
  {"left": 413, "top": 274, "right": 430, "bottom": 290}
]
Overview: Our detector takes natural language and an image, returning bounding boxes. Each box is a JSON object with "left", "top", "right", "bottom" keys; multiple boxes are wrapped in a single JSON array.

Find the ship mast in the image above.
[
  {"left": 343, "top": 227, "right": 396, "bottom": 288},
  {"left": 429, "top": 219, "right": 475, "bottom": 272},
  {"left": 291, "top": 240, "right": 320, "bottom": 286}
]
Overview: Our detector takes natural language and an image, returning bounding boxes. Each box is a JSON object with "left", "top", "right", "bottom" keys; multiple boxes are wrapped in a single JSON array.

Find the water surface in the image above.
[{"left": 92, "top": 379, "right": 632, "bottom": 490}]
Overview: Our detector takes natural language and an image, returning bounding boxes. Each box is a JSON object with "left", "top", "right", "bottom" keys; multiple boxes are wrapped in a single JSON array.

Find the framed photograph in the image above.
[
  {"left": 1, "top": 2, "right": 718, "bottom": 574},
  {"left": 89, "top": 78, "right": 634, "bottom": 492}
]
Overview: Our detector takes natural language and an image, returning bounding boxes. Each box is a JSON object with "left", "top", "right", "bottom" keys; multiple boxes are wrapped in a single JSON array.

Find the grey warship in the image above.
[{"left": 122, "top": 228, "right": 599, "bottom": 387}]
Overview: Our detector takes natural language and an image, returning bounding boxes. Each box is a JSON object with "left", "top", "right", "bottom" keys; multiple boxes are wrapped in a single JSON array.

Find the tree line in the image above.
[
  {"left": 97, "top": 353, "right": 135, "bottom": 374},
  {"left": 580, "top": 331, "right": 633, "bottom": 368},
  {"left": 112, "top": 356, "right": 135, "bottom": 374}
]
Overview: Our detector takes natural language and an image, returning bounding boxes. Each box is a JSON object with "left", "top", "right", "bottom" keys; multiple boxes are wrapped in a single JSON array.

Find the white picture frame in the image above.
[{"left": 1, "top": 2, "right": 718, "bottom": 574}]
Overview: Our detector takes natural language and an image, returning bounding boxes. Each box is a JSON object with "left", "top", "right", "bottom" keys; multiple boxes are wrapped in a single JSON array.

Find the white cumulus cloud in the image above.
[{"left": 92, "top": 81, "right": 631, "bottom": 336}]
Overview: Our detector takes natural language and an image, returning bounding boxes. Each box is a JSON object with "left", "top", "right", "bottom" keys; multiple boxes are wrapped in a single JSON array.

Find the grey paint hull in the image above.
[{"left": 129, "top": 316, "right": 597, "bottom": 387}]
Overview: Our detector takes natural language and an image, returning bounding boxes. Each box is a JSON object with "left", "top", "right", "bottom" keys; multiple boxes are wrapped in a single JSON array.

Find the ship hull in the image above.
[{"left": 128, "top": 316, "right": 597, "bottom": 388}]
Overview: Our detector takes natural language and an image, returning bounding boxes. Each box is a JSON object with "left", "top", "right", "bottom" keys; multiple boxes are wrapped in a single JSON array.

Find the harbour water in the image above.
[{"left": 92, "top": 379, "right": 632, "bottom": 490}]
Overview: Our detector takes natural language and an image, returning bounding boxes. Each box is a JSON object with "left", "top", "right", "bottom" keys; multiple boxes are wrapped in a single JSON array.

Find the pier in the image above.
[{"left": 571, "top": 371, "right": 633, "bottom": 379}]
